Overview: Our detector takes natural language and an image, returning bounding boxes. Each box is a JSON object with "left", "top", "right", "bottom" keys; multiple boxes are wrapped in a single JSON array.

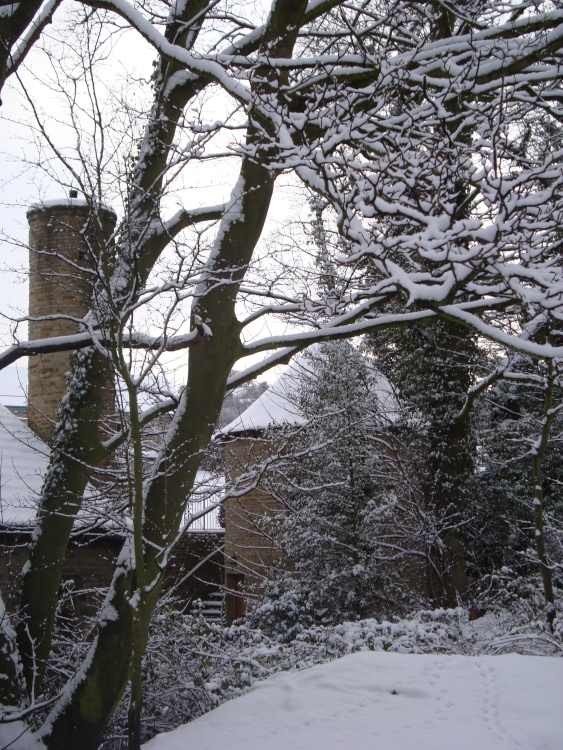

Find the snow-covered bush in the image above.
[{"left": 99, "top": 595, "right": 561, "bottom": 748}]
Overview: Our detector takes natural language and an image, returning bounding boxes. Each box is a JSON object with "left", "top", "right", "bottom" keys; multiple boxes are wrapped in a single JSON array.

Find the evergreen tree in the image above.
[
  {"left": 474, "top": 359, "right": 563, "bottom": 597},
  {"left": 250, "top": 341, "right": 418, "bottom": 635},
  {"left": 371, "top": 320, "right": 479, "bottom": 606}
]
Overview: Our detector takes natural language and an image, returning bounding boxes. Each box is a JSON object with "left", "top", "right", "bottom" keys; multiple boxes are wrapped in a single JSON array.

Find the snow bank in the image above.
[
  {"left": 143, "top": 651, "right": 563, "bottom": 750},
  {"left": 0, "top": 722, "right": 44, "bottom": 750}
]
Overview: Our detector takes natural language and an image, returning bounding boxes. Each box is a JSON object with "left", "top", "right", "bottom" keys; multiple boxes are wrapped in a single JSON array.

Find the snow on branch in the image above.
[
  {"left": 0, "top": 327, "right": 211, "bottom": 370},
  {"left": 2, "top": 0, "right": 62, "bottom": 83}
]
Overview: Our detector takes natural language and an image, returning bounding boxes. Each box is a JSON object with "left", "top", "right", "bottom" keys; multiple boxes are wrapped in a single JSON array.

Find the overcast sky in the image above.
[{"left": 0, "top": 9, "right": 301, "bottom": 404}]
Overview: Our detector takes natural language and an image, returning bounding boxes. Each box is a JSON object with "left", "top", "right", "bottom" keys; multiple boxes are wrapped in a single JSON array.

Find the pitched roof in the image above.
[
  {"left": 0, "top": 403, "right": 223, "bottom": 531},
  {"left": 0, "top": 404, "right": 49, "bottom": 525},
  {"left": 219, "top": 353, "right": 399, "bottom": 436},
  {"left": 219, "top": 357, "right": 312, "bottom": 435}
]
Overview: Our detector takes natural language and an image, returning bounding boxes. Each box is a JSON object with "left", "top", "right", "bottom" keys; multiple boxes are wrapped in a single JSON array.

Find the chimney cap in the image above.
[{"left": 26, "top": 199, "right": 117, "bottom": 218}]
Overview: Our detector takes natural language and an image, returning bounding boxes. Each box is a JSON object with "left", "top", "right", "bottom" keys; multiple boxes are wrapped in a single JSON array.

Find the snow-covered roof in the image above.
[
  {"left": 0, "top": 402, "right": 223, "bottom": 531},
  {"left": 219, "top": 358, "right": 312, "bottom": 435},
  {"left": 0, "top": 404, "right": 49, "bottom": 526},
  {"left": 220, "top": 354, "right": 399, "bottom": 436}
]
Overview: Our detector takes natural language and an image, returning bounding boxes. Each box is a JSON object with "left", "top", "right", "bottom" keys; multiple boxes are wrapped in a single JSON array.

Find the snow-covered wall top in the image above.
[
  {"left": 26, "top": 198, "right": 116, "bottom": 215},
  {"left": 0, "top": 404, "right": 49, "bottom": 526}
]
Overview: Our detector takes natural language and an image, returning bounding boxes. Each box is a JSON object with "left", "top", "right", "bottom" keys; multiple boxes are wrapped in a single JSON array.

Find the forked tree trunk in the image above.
[
  {"left": 16, "top": 347, "right": 112, "bottom": 695},
  {"left": 39, "top": 42, "right": 301, "bottom": 741},
  {"left": 15, "top": 0, "right": 227, "bottom": 704},
  {"left": 35, "top": 2, "right": 308, "bottom": 739}
]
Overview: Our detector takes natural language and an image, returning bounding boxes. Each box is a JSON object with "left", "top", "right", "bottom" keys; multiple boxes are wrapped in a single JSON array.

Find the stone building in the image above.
[
  {"left": 26, "top": 199, "right": 117, "bottom": 444},
  {"left": 217, "top": 355, "right": 421, "bottom": 624},
  {"left": 219, "top": 359, "right": 312, "bottom": 623},
  {"left": 0, "top": 199, "right": 224, "bottom": 617},
  {"left": 0, "top": 400, "right": 120, "bottom": 613},
  {"left": 0, "top": 401, "right": 223, "bottom": 614}
]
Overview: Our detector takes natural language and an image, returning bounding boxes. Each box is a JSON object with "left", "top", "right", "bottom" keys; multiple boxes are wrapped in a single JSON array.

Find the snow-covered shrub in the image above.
[
  {"left": 462, "top": 567, "right": 563, "bottom": 654},
  {"left": 100, "top": 595, "right": 561, "bottom": 748}
]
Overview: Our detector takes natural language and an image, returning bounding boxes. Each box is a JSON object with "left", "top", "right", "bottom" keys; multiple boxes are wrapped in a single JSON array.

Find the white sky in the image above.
[
  {"left": 0, "top": 365, "right": 27, "bottom": 406},
  {"left": 0, "top": 6, "right": 306, "bottom": 403}
]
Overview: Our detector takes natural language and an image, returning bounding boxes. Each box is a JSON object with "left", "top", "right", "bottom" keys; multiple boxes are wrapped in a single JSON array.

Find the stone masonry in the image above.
[
  {"left": 221, "top": 435, "right": 287, "bottom": 622},
  {"left": 26, "top": 201, "right": 116, "bottom": 443},
  {"left": 0, "top": 529, "right": 224, "bottom": 617}
]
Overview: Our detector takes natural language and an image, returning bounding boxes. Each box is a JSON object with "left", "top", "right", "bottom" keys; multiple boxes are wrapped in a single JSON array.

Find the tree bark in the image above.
[
  {"left": 531, "top": 359, "right": 557, "bottom": 631},
  {"left": 15, "top": 0, "right": 219, "bottom": 702},
  {"left": 38, "top": 2, "right": 308, "bottom": 742},
  {"left": 40, "top": 161, "right": 274, "bottom": 747},
  {"left": 16, "top": 347, "right": 112, "bottom": 696}
]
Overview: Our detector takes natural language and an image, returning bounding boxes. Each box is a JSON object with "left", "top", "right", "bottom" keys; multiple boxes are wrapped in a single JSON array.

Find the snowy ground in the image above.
[
  {"left": 1, "top": 650, "right": 561, "bottom": 749},
  {"left": 142, "top": 651, "right": 563, "bottom": 750}
]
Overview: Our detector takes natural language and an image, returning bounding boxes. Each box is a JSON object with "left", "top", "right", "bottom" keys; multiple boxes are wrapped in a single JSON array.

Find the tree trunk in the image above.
[
  {"left": 17, "top": 347, "right": 112, "bottom": 696},
  {"left": 39, "top": 132, "right": 285, "bottom": 750},
  {"left": 531, "top": 359, "right": 557, "bottom": 631},
  {"left": 15, "top": 0, "right": 223, "bottom": 703},
  {"left": 38, "top": 0, "right": 308, "bottom": 738},
  {"left": 0, "top": 594, "right": 24, "bottom": 709}
]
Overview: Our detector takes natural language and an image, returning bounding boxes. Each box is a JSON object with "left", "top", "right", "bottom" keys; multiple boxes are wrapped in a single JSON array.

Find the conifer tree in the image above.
[
  {"left": 372, "top": 320, "right": 479, "bottom": 606},
  {"left": 251, "top": 341, "right": 416, "bottom": 633}
]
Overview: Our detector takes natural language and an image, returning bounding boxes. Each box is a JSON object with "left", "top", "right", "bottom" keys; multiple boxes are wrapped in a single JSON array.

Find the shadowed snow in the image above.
[{"left": 142, "top": 651, "right": 563, "bottom": 750}]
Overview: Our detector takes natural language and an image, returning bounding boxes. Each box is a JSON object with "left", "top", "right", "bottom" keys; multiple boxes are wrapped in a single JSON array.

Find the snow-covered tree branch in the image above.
[{"left": 1, "top": 1, "right": 563, "bottom": 747}]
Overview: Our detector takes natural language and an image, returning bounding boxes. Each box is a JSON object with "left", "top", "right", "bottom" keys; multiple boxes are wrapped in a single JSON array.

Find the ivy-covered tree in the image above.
[
  {"left": 473, "top": 356, "right": 563, "bottom": 614},
  {"left": 368, "top": 319, "right": 479, "bottom": 606},
  {"left": 1, "top": 1, "right": 563, "bottom": 744}
]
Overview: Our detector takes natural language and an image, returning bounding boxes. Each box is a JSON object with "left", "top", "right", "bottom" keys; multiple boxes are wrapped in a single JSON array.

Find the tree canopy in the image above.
[{"left": 1, "top": 2, "right": 563, "bottom": 748}]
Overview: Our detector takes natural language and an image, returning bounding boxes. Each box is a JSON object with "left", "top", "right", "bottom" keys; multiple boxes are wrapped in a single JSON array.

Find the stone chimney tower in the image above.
[{"left": 26, "top": 198, "right": 117, "bottom": 444}]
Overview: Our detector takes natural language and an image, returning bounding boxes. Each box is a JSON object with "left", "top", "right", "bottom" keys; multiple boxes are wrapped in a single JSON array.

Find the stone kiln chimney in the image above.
[{"left": 26, "top": 198, "right": 116, "bottom": 444}]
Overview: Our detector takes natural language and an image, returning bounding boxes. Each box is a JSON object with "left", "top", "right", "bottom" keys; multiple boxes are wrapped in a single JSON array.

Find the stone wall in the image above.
[
  {"left": 163, "top": 530, "right": 225, "bottom": 607},
  {"left": 222, "top": 436, "right": 286, "bottom": 581},
  {"left": 221, "top": 435, "right": 287, "bottom": 622},
  {"left": 0, "top": 529, "right": 121, "bottom": 616}
]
